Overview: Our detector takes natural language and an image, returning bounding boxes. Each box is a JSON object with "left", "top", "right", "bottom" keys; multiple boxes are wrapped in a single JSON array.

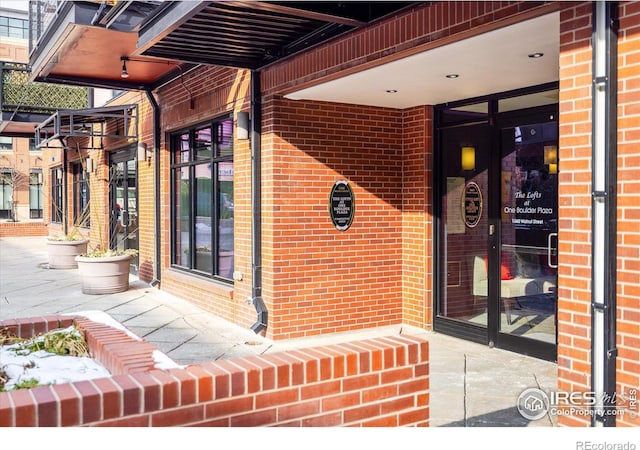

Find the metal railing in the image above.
[
  {"left": 29, "top": 0, "right": 62, "bottom": 55},
  {"left": 1, "top": 62, "right": 89, "bottom": 118}
]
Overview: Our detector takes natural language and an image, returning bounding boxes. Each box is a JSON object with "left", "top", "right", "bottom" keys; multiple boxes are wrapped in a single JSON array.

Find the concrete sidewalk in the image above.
[{"left": 0, "top": 236, "right": 557, "bottom": 426}]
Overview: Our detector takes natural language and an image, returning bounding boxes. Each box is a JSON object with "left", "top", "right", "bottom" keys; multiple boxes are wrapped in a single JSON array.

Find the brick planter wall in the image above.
[
  {"left": 0, "top": 316, "right": 429, "bottom": 427},
  {"left": 0, "top": 222, "right": 47, "bottom": 237}
]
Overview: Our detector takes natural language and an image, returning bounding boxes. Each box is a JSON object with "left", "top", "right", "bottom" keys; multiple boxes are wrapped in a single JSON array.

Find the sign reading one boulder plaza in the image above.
[{"left": 329, "top": 180, "right": 354, "bottom": 231}]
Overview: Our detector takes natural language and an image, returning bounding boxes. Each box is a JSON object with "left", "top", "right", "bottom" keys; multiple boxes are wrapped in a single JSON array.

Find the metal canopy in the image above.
[
  {"left": 137, "top": 1, "right": 415, "bottom": 69},
  {"left": 29, "top": 1, "right": 414, "bottom": 92},
  {"left": 35, "top": 104, "right": 138, "bottom": 150}
]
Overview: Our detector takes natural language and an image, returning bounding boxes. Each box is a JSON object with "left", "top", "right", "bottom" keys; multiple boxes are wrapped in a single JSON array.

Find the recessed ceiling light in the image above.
[
  {"left": 386, "top": 89, "right": 398, "bottom": 93},
  {"left": 528, "top": 52, "right": 544, "bottom": 58},
  {"left": 445, "top": 74, "right": 459, "bottom": 79}
]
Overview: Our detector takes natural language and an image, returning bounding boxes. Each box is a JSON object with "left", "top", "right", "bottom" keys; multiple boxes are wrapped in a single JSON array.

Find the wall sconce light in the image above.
[
  {"left": 86, "top": 157, "right": 94, "bottom": 173},
  {"left": 237, "top": 111, "right": 250, "bottom": 140},
  {"left": 543, "top": 145, "right": 557, "bottom": 165},
  {"left": 544, "top": 145, "right": 558, "bottom": 174},
  {"left": 137, "top": 142, "right": 151, "bottom": 162},
  {"left": 461, "top": 146, "right": 476, "bottom": 171},
  {"left": 120, "top": 57, "right": 129, "bottom": 79}
]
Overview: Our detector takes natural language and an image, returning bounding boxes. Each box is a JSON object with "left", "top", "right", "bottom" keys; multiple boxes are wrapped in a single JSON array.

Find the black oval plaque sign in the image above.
[
  {"left": 462, "top": 181, "right": 482, "bottom": 228},
  {"left": 330, "top": 181, "right": 354, "bottom": 231}
]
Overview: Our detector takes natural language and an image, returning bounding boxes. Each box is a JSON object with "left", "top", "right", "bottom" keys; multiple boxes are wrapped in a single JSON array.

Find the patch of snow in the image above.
[
  {"left": 153, "top": 350, "right": 184, "bottom": 370},
  {"left": 65, "top": 310, "right": 142, "bottom": 341},
  {"left": 1, "top": 327, "right": 111, "bottom": 391},
  {"left": 68, "top": 310, "right": 182, "bottom": 370}
]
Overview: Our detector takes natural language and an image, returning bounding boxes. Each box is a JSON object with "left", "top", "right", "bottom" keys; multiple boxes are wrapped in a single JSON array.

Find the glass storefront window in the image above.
[{"left": 170, "top": 116, "right": 234, "bottom": 281}]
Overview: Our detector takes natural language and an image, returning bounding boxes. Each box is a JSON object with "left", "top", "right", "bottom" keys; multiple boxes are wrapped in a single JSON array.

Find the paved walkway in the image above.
[{"left": 0, "top": 236, "right": 557, "bottom": 426}]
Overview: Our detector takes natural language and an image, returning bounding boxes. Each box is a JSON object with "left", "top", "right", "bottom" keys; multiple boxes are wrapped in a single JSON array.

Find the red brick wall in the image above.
[
  {"left": 155, "top": 66, "right": 255, "bottom": 328},
  {"left": 556, "top": 1, "right": 595, "bottom": 427},
  {"left": 261, "top": 96, "right": 404, "bottom": 339},
  {"left": 402, "top": 106, "right": 433, "bottom": 328},
  {"left": 150, "top": 63, "right": 436, "bottom": 339},
  {"left": 615, "top": 0, "right": 640, "bottom": 427},
  {"left": 0, "top": 316, "right": 429, "bottom": 427},
  {"left": 557, "top": 1, "right": 640, "bottom": 426},
  {"left": 133, "top": 92, "right": 157, "bottom": 283}
]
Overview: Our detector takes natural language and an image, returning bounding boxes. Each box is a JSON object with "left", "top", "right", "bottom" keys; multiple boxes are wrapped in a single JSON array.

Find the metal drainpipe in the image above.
[
  {"left": 590, "top": 1, "right": 618, "bottom": 427},
  {"left": 249, "top": 70, "right": 267, "bottom": 335},
  {"left": 145, "top": 90, "right": 162, "bottom": 285},
  {"left": 61, "top": 137, "right": 68, "bottom": 236}
]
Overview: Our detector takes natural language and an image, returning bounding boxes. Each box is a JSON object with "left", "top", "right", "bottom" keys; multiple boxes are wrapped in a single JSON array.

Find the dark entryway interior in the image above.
[{"left": 109, "top": 147, "right": 139, "bottom": 275}]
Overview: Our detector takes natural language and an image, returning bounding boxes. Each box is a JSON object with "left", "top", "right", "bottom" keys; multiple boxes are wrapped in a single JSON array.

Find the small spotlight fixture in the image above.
[
  {"left": 445, "top": 74, "right": 459, "bottom": 79},
  {"left": 528, "top": 52, "right": 544, "bottom": 59},
  {"left": 120, "top": 57, "right": 129, "bottom": 78},
  {"left": 386, "top": 89, "right": 398, "bottom": 93}
]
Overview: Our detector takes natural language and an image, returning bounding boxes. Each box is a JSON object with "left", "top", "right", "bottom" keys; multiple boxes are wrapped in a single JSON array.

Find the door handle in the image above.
[{"left": 548, "top": 232, "right": 558, "bottom": 268}]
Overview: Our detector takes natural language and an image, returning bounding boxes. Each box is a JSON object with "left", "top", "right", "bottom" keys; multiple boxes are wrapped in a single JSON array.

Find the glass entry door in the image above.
[
  {"left": 435, "top": 85, "right": 558, "bottom": 361},
  {"left": 109, "top": 148, "right": 138, "bottom": 274},
  {"left": 437, "top": 119, "right": 492, "bottom": 343},
  {"left": 497, "top": 117, "right": 558, "bottom": 351}
]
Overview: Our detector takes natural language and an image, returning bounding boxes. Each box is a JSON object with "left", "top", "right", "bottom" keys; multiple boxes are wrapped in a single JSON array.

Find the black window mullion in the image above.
[
  {"left": 189, "top": 131, "right": 196, "bottom": 270},
  {"left": 170, "top": 134, "right": 181, "bottom": 267},
  {"left": 210, "top": 122, "right": 217, "bottom": 276},
  {"left": 212, "top": 158, "right": 219, "bottom": 277}
]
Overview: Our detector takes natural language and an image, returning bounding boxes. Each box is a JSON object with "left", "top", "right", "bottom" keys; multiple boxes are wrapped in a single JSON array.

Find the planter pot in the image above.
[
  {"left": 47, "top": 239, "right": 88, "bottom": 269},
  {"left": 75, "top": 254, "right": 131, "bottom": 295}
]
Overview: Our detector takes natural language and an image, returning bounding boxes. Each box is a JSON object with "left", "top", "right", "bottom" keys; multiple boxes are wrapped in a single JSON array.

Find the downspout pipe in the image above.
[
  {"left": 145, "top": 89, "right": 162, "bottom": 285},
  {"left": 590, "top": 1, "right": 618, "bottom": 427},
  {"left": 61, "top": 137, "right": 68, "bottom": 236},
  {"left": 249, "top": 70, "right": 267, "bottom": 335}
]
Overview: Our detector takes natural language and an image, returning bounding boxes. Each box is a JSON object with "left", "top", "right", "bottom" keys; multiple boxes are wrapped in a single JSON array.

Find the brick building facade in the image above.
[{"left": 27, "top": 1, "right": 640, "bottom": 426}]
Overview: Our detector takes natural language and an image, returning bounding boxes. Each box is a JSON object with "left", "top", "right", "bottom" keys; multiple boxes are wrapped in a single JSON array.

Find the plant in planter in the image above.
[
  {"left": 75, "top": 248, "right": 138, "bottom": 295},
  {"left": 74, "top": 208, "right": 138, "bottom": 295},
  {"left": 46, "top": 202, "right": 90, "bottom": 269}
]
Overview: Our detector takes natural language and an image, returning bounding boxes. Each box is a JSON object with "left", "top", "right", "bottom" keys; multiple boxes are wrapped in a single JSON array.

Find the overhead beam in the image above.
[
  {"left": 136, "top": 1, "right": 208, "bottom": 56},
  {"left": 34, "top": 74, "right": 152, "bottom": 92},
  {"left": 224, "top": 1, "right": 366, "bottom": 27}
]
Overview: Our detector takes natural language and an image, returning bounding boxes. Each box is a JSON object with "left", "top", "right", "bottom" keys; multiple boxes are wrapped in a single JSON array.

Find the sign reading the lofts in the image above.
[
  {"left": 462, "top": 181, "right": 482, "bottom": 228},
  {"left": 330, "top": 180, "right": 354, "bottom": 231}
]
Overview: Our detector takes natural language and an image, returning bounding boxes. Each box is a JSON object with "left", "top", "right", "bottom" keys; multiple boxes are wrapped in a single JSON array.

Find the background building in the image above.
[
  {"left": 0, "top": 1, "right": 88, "bottom": 236},
  {"left": 0, "top": 2, "right": 43, "bottom": 234}
]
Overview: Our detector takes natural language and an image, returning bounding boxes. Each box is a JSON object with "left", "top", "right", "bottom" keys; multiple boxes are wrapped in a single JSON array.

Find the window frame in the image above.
[
  {"left": 72, "top": 162, "right": 90, "bottom": 227},
  {"left": 29, "top": 170, "right": 43, "bottom": 219},
  {"left": 0, "top": 136, "right": 13, "bottom": 151},
  {"left": 0, "top": 169, "right": 13, "bottom": 220},
  {"left": 0, "top": 16, "right": 28, "bottom": 39},
  {"left": 50, "top": 167, "right": 63, "bottom": 224},
  {"left": 170, "top": 114, "right": 234, "bottom": 283}
]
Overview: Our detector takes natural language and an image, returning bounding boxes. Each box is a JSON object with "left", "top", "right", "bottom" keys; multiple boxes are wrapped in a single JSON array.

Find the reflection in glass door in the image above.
[
  {"left": 109, "top": 150, "right": 138, "bottom": 274},
  {"left": 436, "top": 103, "right": 491, "bottom": 343},
  {"left": 499, "top": 121, "right": 557, "bottom": 345}
]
